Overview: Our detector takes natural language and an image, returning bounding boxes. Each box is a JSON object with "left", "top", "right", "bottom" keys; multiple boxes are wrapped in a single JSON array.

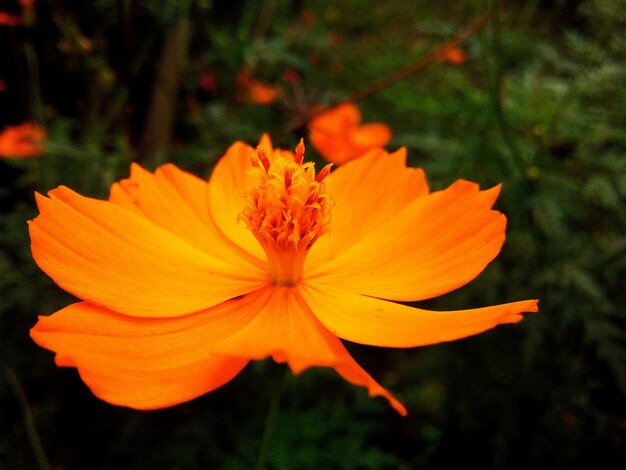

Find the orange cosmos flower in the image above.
[
  {"left": 0, "top": 11, "right": 21, "bottom": 26},
  {"left": 198, "top": 71, "right": 218, "bottom": 92},
  {"left": 309, "top": 102, "right": 392, "bottom": 164},
  {"left": 237, "top": 71, "right": 280, "bottom": 105},
  {"left": 0, "top": 122, "right": 45, "bottom": 158},
  {"left": 437, "top": 45, "right": 467, "bottom": 65},
  {"left": 0, "top": 0, "right": 34, "bottom": 26},
  {"left": 29, "top": 135, "right": 537, "bottom": 415},
  {"left": 19, "top": 0, "right": 36, "bottom": 11}
]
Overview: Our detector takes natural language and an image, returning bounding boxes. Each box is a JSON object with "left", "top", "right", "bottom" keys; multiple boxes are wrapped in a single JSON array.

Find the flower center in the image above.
[{"left": 241, "top": 140, "right": 332, "bottom": 286}]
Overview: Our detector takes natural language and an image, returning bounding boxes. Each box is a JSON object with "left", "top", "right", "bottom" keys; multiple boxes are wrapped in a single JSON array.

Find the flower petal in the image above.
[
  {"left": 73, "top": 358, "right": 247, "bottom": 410},
  {"left": 30, "top": 186, "right": 267, "bottom": 317},
  {"left": 211, "top": 286, "right": 407, "bottom": 414},
  {"left": 308, "top": 103, "right": 358, "bottom": 163},
  {"left": 309, "top": 103, "right": 391, "bottom": 164},
  {"left": 300, "top": 282, "right": 538, "bottom": 348},
  {"left": 349, "top": 123, "right": 392, "bottom": 151},
  {"left": 207, "top": 141, "right": 267, "bottom": 261},
  {"left": 308, "top": 180, "right": 506, "bottom": 301},
  {"left": 109, "top": 163, "right": 266, "bottom": 271},
  {"left": 306, "top": 148, "right": 429, "bottom": 270},
  {"left": 29, "top": 292, "right": 270, "bottom": 408}
]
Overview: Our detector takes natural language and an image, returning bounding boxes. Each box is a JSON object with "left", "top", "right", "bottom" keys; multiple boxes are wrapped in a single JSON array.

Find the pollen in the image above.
[{"left": 241, "top": 140, "right": 332, "bottom": 285}]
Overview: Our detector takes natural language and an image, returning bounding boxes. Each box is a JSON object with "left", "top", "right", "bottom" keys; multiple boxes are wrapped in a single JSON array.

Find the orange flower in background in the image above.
[
  {"left": 237, "top": 71, "right": 280, "bottom": 105},
  {"left": 19, "top": 0, "right": 36, "bottom": 11},
  {"left": 282, "top": 67, "right": 300, "bottom": 85},
  {"left": 198, "top": 71, "right": 217, "bottom": 92},
  {"left": 0, "top": 122, "right": 45, "bottom": 158},
  {"left": 30, "top": 135, "right": 537, "bottom": 415},
  {"left": 0, "top": 0, "right": 34, "bottom": 26},
  {"left": 438, "top": 45, "right": 467, "bottom": 64},
  {"left": 0, "top": 12, "right": 21, "bottom": 26},
  {"left": 309, "top": 102, "right": 392, "bottom": 164}
]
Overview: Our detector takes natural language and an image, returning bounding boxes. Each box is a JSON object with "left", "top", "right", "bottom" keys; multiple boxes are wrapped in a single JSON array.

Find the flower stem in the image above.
[
  {"left": 486, "top": 0, "right": 523, "bottom": 177},
  {"left": 286, "top": 14, "right": 492, "bottom": 133},
  {"left": 22, "top": 37, "right": 44, "bottom": 125},
  {"left": 347, "top": 13, "right": 492, "bottom": 103},
  {"left": 2, "top": 365, "right": 51, "bottom": 470},
  {"left": 138, "top": 0, "right": 191, "bottom": 162},
  {"left": 255, "top": 363, "right": 287, "bottom": 470}
]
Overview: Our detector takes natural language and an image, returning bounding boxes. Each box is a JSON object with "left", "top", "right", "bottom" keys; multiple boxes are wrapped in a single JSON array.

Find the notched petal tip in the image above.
[
  {"left": 129, "top": 161, "right": 144, "bottom": 177},
  {"left": 389, "top": 146, "right": 407, "bottom": 162},
  {"left": 479, "top": 184, "right": 503, "bottom": 208},
  {"left": 494, "top": 299, "right": 539, "bottom": 325},
  {"left": 522, "top": 298, "right": 539, "bottom": 313}
]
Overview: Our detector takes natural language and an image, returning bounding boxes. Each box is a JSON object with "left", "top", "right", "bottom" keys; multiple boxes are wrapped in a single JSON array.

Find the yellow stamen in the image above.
[{"left": 241, "top": 141, "right": 331, "bottom": 286}]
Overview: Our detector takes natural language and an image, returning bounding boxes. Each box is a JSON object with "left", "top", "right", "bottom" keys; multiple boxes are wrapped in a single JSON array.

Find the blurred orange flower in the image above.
[
  {"left": 0, "top": 122, "right": 45, "bottom": 158},
  {"left": 0, "top": 12, "right": 21, "bottom": 26},
  {"left": 238, "top": 71, "right": 280, "bottom": 105},
  {"left": 198, "top": 71, "right": 217, "bottom": 92},
  {"left": 0, "top": 0, "right": 34, "bottom": 26},
  {"left": 282, "top": 67, "right": 300, "bottom": 85},
  {"left": 438, "top": 45, "right": 467, "bottom": 64},
  {"left": 309, "top": 102, "right": 392, "bottom": 164},
  {"left": 30, "top": 135, "right": 537, "bottom": 415},
  {"left": 19, "top": 0, "right": 35, "bottom": 11}
]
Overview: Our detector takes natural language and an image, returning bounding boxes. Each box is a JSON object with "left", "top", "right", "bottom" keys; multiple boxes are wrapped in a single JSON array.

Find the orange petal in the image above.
[
  {"left": 349, "top": 123, "right": 392, "bottom": 150},
  {"left": 211, "top": 286, "right": 406, "bottom": 414},
  {"left": 306, "top": 148, "right": 428, "bottom": 270},
  {"left": 30, "top": 292, "right": 270, "bottom": 408},
  {"left": 309, "top": 103, "right": 362, "bottom": 164},
  {"left": 207, "top": 141, "right": 267, "bottom": 262},
  {"left": 333, "top": 358, "right": 407, "bottom": 416},
  {"left": 309, "top": 102, "right": 391, "bottom": 164},
  {"left": 30, "top": 186, "right": 267, "bottom": 317},
  {"left": 0, "top": 122, "right": 45, "bottom": 158},
  {"left": 109, "top": 163, "right": 266, "bottom": 271},
  {"left": 74, "top": 358, "right": 246, "bottom": 410},
  {"left": 300, "top": 282, "right": 538, "bottom": 347},
  {"left": 308, "top": 180, "right": 506, "bottom": 301},
  {"left": 0, "top": 12, "right": 22, "bottom": 27},
  {"left": 324, "top": 102, "right": 361, "bottom": 126}
]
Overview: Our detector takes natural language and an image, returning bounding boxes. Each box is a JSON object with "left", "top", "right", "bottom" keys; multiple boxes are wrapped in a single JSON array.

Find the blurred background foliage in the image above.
[{"left": 1, "top": 0, "right": 625, "bottom": 468}]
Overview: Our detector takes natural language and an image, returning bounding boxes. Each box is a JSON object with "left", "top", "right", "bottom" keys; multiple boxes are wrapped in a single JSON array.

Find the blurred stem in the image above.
[
  {"left": 26, "top": 157, "right": 43, "bottom": 193},
  {"left": 487, "top": 0, "right": 522, "bottom": 177},
  {"left": 518, "top": 0, "right": 541, "bottom": 31},
  {"left": 21, "top": 25, "right": 45, "bottom": 190},
  {"left": 239, "top": 0, "right": 258, "bottom": 42},
  {"left": 117, "top": 0, "right": 132, "bottom": 80},
  {"left": 2, "top": 366, "right": 51, "bottom": 470},
  {"left": 94, "top": 24, "right": 160, "bottom": 150},
  {"left": 138, "top": 1, "right": 191, "bottom": 162},
  {"left": 347, "top": 13, "right": 492, "bottom": 103},
  {"left": 254, "top": 0, "right": 275, "bottom": 39},
  {"left": 23, "top": 38, "right": 44, "bottom": 124},
  {"left": 255, "top": 363, "right": 287, "bottom": 470},
  {"left": 287, "top": 14, "right": 493, "bottom": 133}
]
